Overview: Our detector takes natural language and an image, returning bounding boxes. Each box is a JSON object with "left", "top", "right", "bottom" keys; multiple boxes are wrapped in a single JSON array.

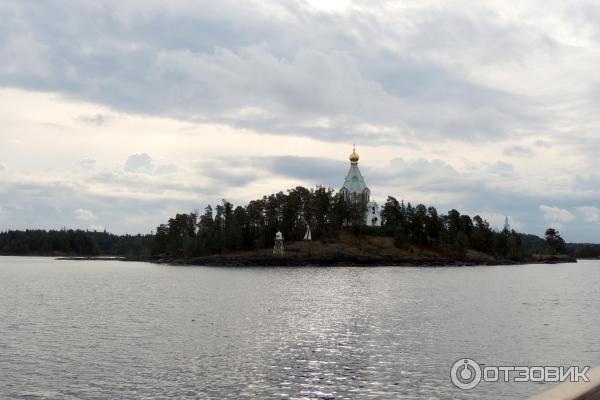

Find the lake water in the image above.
[{"left": 0, "top": 257, "right": 599, "bottom": 399}]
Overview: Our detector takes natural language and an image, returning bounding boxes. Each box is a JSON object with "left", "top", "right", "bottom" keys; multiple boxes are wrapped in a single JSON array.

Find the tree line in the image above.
[
  {"left": 150, "top": 186, "right": 530, "bottom": 260},
  {"left": 152, "top": 186, "right": 358, "bottom": 257},
  {"left": 0, "top": 229, "right": 152, "bottom": 256},
  {"left": 567, "top": 243, "right": 600, "bottom": 258},
  {"left": 520, "top": 229, "right": 570, "bottom": 256},
  {"left": 0, "top": 186, "right": 574, "bottom": 259},
  {"left": 378, "top": 196, "right": 524, "bottom": 259}
]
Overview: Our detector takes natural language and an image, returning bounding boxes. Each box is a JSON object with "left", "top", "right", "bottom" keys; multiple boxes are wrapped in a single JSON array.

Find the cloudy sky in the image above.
[{"left": 1, "top": 0, "right": 600, "bottom": 242}]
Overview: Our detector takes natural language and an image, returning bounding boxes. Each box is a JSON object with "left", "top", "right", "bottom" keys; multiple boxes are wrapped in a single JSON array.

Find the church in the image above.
[{"left": 339, "top": 147, "right": 382, "bottom": 226}]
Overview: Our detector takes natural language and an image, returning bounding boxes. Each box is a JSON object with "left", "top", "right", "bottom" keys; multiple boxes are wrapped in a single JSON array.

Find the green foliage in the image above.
[
  {"left": 379, "top": 199, "right": 527, "bottom": 259},
  {"left": 518, "top": 228, "right": 569, "bottom": 256},
  {"left": 147, "top": 186, "right": 529, "bottom": 261},
  {"left": 567, "top": 243, "right": 600, "bottom": 258},
  {"left": 545, "top": 228, "right": 566, "bottom": 254},
  {"left": 519, "top": 233, "right": 546, "bottom": 252},
  {"left": 347, "top": 199, "right": 367, "bottom": 227},
  {"left": 151, "top": 186, "right": 348, "bottom": 258},
  {"left": 393, "top": 227, "right": 408, "bottom": 249}
]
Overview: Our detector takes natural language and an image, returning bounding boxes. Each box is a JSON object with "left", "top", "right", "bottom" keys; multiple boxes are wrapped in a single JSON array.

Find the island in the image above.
[{"left": 0, "top": 148, "right": 580, "bottom": 267}]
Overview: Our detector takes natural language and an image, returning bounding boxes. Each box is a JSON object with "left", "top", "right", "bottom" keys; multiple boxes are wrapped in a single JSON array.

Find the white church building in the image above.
[{"left": 339, "top": 147, "right": 381, "bottom": 226}]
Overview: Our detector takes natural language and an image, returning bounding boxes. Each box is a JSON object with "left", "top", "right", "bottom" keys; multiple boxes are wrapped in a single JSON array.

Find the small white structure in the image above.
[
  {"left": 366, "top": 202, "right": 381, "bottom": 227},
  {"left": 273, "top": 230, "right": 284, "bottom": 256},
  {"left": 303, "top": 226, "right": 312, "bottom": 240},
  {"left": 339, "top": 146, "right": 382, "bottom": 226}
]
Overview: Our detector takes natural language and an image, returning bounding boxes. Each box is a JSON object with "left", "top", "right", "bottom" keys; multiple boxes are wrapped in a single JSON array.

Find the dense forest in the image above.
[
  {"left": 0, "top": 186, "right": 582, "bottom": 260},
  {"left": 151, "top": 186, "right": 537, "bottom": 261},
  {"left": 0, "top": 229, "right": 152, "bottom": 256},
  {"left": 566, "top": 243, "right": 600, "bottom": 258}
]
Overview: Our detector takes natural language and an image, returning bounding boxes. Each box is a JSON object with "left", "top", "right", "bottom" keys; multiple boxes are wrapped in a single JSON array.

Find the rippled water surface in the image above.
[{"left": 1, "top": 257, "right": 600, "bottom": 399}]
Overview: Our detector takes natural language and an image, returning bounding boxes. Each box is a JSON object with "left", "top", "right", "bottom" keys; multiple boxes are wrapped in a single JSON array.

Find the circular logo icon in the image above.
[{"left": 450, "top": 358, "right": 482, "bottom": 390}]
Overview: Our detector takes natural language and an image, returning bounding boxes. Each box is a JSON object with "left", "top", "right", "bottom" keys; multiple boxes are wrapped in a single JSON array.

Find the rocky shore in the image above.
[{"left": 143, "top": 254, "right": 577, "bottom": 267}]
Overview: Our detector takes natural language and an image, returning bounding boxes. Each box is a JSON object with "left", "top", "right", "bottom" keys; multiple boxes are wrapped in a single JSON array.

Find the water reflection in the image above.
[{"left": 0, "top": 258, "right": 599, "bottom": 399}]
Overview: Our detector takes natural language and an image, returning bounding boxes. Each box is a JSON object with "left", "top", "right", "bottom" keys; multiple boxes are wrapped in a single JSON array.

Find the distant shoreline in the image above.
[
  {"left": 46, "top": 254, "right": 578, "bottom": 267},
  {"left": 148, "top": 254, "right": 578, "bottom": 267}
]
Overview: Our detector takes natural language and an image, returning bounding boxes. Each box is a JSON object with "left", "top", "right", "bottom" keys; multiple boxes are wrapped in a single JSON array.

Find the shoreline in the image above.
[{"left": 49, "top": 254, "right": 578, "bottom": 267}]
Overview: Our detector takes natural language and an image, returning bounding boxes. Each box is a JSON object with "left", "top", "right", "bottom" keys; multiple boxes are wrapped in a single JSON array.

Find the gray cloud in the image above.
[
  {"left": 389, "top": 158, "right": 458, "bottom": 176},
  {"left": 124, "top": 153, "right": 154, "bottom": 174},
  {"left": 540, "top": 205, "right": 575, "bottom": 222},
  {"left": 503, "top": 145, "right": 535, "bottom": 158},
  {"left": 74, "top": 208, "right": 96, "bottom": 221},
  {"left": 123, "top": 154, "right": 182, "bottom": 177},
  {"left": 89, "top": 171, "right": 212, "bottom": 196},
  {"left": 0, "top": 176, "right": 211, "bottom": 234},
  {"left": 487, "top": 161, "right": 514, "bottom": 176},
  {"left": 0, "top": 1, "right": 556, "bottom": 143},
  {"left": 574, "top": 175, "right": 600, "bottom": 192},
  {"left": 258, "top": 156, "right": 347, "bottom": 188},
  {"left": 578, "top": 206, "right": 600, "bottom": 224},
  {"left": 77, "top": 113, "right": 113, "bottom": 126},
  {"left": 193, "top": 159, "right": 262, "bottom": 188}
]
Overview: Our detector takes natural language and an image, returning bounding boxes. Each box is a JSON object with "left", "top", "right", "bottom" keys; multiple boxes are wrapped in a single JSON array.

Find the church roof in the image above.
[{"left": 342, "top": 162, "right": 368, "bottom": 193}]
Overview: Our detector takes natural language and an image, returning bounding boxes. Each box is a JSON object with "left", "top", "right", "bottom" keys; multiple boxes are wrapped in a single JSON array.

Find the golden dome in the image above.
[{"left": 349, "top": 147, "right": 359, "bottom": 163}]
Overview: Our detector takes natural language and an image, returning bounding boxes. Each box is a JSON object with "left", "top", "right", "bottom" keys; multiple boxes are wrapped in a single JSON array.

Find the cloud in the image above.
[
  {"left": 0, "top": 163, "right": 6, "bottom": 171},
  {"left": 0, "top": 33, "right": 49, "bottom": 76},
  {"left": 0, "top": 175, "right": 213, "bottom": 234},
  {"left": 124, "top": 154, "right": 180, "bottom": 176},
  {"left": 539, "top": 205, "right": 575, "bottom": 222},
  {"left": 124, "top": 153, "right": 154, "bottom": 174},
  {"left": 0, "top": 1, "right": 554, "bottom": 144},
  {"left": 74, "top": 208, "right": 96, "bottom": 221},
  {"left": 154, "top": 164, "right": 178, "bottom": 175},
  {"left": 487, "top": 161, "right": 514, "bottom": 176},
  {"left": 578, "top": 206, "right": 600, "bottom": 224},
  {"left": 534, "top": 139, "right": 552, "bottom": 149},
  {"left": 389, "top": 158, "right": 458, "bottom": 175},
  {"left": 259, "top": 156, "right": 347, "bottom": 187},
  {"left": 76, "top": 158, "right": 97, "bottom": 169},
  {"left": 504, "top": 145, "right": 535, "bottom": 158},
  {"left": 574, "top": 175, "right": 600, "bottom": 192},
  {"left": 77, "top": 113, "right": 113, "bottom": 126},
  {"left": 193, "top": 158, "right": 261, "bottom": 188}
]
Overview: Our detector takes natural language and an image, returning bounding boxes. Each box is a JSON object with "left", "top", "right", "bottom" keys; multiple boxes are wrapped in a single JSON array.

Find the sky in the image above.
[{"left": 1, "top": 0, "right": 600, "bottom": 242}]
